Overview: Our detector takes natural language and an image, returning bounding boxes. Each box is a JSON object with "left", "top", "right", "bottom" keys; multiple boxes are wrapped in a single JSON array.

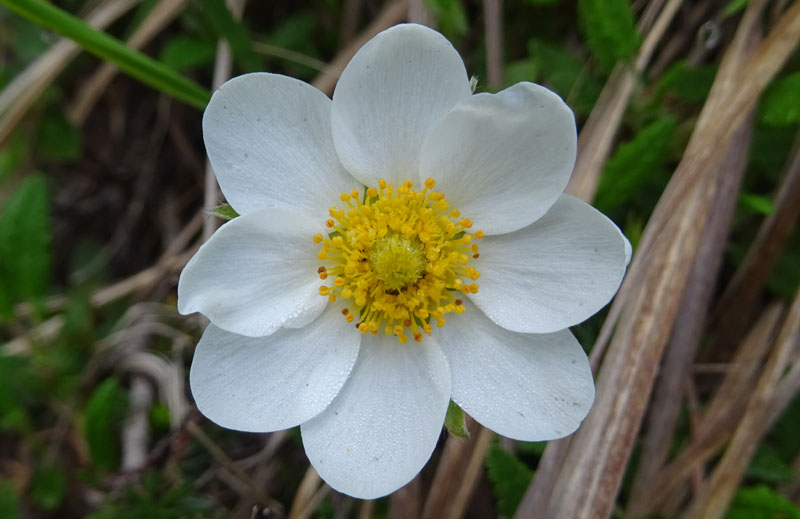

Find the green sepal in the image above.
[
  {"left": 207, "top": 204, "right": 239, "bottom": 221},
  {"left": 445, "top": 400, "right": 470, "bottom": 438}
]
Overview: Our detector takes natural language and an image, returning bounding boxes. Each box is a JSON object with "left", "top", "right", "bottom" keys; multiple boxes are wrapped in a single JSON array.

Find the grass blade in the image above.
[{"left": 0, "top": 0, "right": 211, "bottom": 109}]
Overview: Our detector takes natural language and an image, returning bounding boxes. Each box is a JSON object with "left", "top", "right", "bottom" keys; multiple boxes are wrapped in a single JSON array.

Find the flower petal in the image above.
[
  {"left": 190, "top": 305, "right": 361, "bottom": 432},
  {"left": 331, "top": 23, "right": 471, "bottom": 187},
  {"left": 203, "top": 73, "right": 360, "bottom": 218},
  {"left": 178, "top": 207, "right": 326, "bottom": 337},
  {"left": 420, "top": 82, "right": 576, "bottom": 235},
  {"left": 437, "top": 299, "right": 594, "bottom": 440},
  {"left": 469, "top": 194, "right": 627, "bottom": 333},
  {"left": 301, "top": 334, "right": 450, "bottom": 499}
]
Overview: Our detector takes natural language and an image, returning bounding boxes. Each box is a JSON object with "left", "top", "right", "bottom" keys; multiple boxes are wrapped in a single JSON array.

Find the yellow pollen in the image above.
[{"left": 315, "top": 179, "right": 482, "bottom": 343}]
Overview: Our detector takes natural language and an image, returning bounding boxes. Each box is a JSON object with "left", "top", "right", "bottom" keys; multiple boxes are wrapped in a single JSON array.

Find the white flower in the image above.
[{"left": 178, "top": 23, "right": 629, "bottom": 499}]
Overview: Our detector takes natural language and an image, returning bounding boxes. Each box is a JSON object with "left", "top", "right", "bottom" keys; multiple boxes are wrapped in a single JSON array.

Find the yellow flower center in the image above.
[{"left": 314, "top": 178, "right": 483, "bottom": 344}]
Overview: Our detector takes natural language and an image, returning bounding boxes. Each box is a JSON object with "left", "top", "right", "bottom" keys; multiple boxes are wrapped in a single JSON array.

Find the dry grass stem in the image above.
[
  {"left": 202, "top": 0, "right": 248, "bottom": 241},
  {"left": 626, "top": 110, "right": 754, "bottom": 517},
  {"left": 541, "top": 1, "right": 800, "bottom": 516},
  {"left": 0, "top": 0, "right": 141, "bottom": 146},
  {"left": 565, "top": 0, "right": 683, "bottom": 203},
  {"left": 446, "top": 426, "right": 494, "bottom": 519},
  {"left": 713, "top": 133, "right": 800, "bottom": 351},
  {"left": 289, "top": 466, "right": 322, "bottom": 519},
  {"left": 685, "top": 289, "right": 800, "bottom": 518},
  {"left": 482, "top": 0, "right": 503, "bottom": 91},
  {"left": 642, "top": 303, "right": 784, "bottom": 515}
]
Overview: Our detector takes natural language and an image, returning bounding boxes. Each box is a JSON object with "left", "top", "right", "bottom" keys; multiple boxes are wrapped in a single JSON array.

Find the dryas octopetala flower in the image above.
[{"left": 178, "top": 23, "right": 629, "bottom": 499}]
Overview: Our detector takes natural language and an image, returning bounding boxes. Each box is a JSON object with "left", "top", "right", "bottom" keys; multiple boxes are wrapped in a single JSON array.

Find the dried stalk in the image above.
[
  {"left": 644, "top": 303, "right": 784, "bottom": 515},
  {"left": 446, "top": 426, "right": 494, "bottom": 519},
  {"left": 565, "top": 0, "right": 683, "bottom": 202},
  {"left": 289, "top": 466, "right": 322, "bottom": 519},
  {"left": 625, "top": 109, "right": 755, "bottom": 518},
  {"left": 203, "top": 0, "right": 248, "bottom": 241},
  {"left": 685, "top": 289, "right": 800, "bottom": 518},
  {"left": 421, "top": 417, "right": 476, "bottom": 518},
  {"left": 187, "top": 420, "right": 284, "bottom": 513},
  {"left": 712, "top": 132, "right": 800, "bottom": 353},
  {"left": 543, "top": 1, "right": 800, "bottom": 516},
  {"left": 68, "top": 0, "right": 190, "bottom": 124},
  {"left": 482, "top": 0, "right": 503, "bottom": 91},
  {"left": 0, "top": 0, "right": 141, "bottom": 146}
]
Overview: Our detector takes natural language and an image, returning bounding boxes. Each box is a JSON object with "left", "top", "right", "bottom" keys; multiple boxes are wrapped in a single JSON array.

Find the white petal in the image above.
[
  {"left": 178, "top": 207, "right": 326, "bottom": 337},
  {"left": 421, "top": 82, "right": 577, "bottom": 235},
  {"left": 437, "top": 299, "right": 594, "bottom": 441},
  {"left": 331, "top": 24, "right": 471, "bottom": 187},
  {"left": 203, "top": 72, "right": 360, "bottom": 218},
  {"left": 301, "top": 334, "right": 450, "bottom": 499},
  {"left": 469, "top": 195, "right": 627, "bottom": 333},
  {"left": 190, "top": 305, "right": 361, "bottom": 432}
]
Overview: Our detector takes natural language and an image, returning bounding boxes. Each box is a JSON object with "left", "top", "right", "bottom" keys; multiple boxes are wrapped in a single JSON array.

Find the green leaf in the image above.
[
  {"left": 0, "top": 481, "right": 21, "bottom": 519},
  {"left": 199, "top": 0, "right": 261, "bottom": 72},
  {"left": 425, "top": 0, "right": 468, "bottom": 41},
  {"left": 31, "top": 464, "right": 67, "bottom": 510},
  {"left": 525, "top": 0, "right": 562, "bottom": 5},
  {"left": 85, "top": 378, "right": 128, "bottom": 471},
  {"left": 722, "top": 0, "right": 750, "bottom": 17},
  {"left": 527, "top": 39, "right": 603, "bottom": 116},
  {"left": 594, "top": 116, "right": 678, "bottom": 213},
  {"left": 208, "top": 203, "right": 239, "bottom": 220},
  {"left": 578, "top": 0, "right": 640, "bottom": 70},
  {"left": 160, "top": 35, "right": 216, "bottom": 72},
  {"left": 485, "top": 442, "right": 534, "bottom": 518},
  {"left": 760, "top": 73, "right": 800, "bottom": 127},
  {"left": 745, "top": 445, "right": 795, "bottom": 484},
  {"left": 0, "top": 130, "right": 25, "bottom": 181},
  {"left": 504, "top": 60, "right": 538, "bottom": 88},
  {"left": 444, "top": 400, "right": 470, "bottom": 438},
  {"left": 0, "top": 173, "right": 52, "bottom": 315},
  {"left": 726, "top": 486, "right": 800, "bottom": 519},
  {"left": 655, "top": 61, "right": 717, "bottom": 104},
  {"left": 36, "top": 113, "right": 82, "bottom": 162},
  {"left": 0, "top": 0, "right": 210, "bottom": 110},
  {"left": 0, "top": 354, "right": 40, "bottom": 432},
  {"left": 739, "top": 193, "right": 775, "bottom": 215}
]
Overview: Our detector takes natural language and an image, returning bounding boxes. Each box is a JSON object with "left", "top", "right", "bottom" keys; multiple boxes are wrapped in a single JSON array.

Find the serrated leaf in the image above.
[
  {"left": 760, "top": 73, "right": 800, "bottom": 127},
  {"left": 0, "top": 173, "right": 52, "bottom": 315},
  {"left": 726, "top": 486, "right": 800, "bottom": 519},
  {"left": 30, "top": 464, "right": 66, "bottom": 510},
  {"left": 208, "top": 204, "right": 239, "bottom": 220},
  {"left": 85, "top": 378, "right": 128, "bottom": 471},
  {"left": 594, "top": 116, "right": 678, "bottom": 213},
  {"left": 485, "top": 442, "right": 533, "bottom": 518},
  {"left": 578, "top": 0, "right": 640, "bottom": 71},
  {"left": 160, "top": 36, "right": 216, "bottom": 72},
  {"left": 444, "top": 400, "right": 470, "bottom": 438}
]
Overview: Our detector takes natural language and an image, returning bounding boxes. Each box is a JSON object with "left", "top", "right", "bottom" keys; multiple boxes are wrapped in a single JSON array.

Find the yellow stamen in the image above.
[{"left": 315, "top": 179, "right": 482, "bottom": 343}]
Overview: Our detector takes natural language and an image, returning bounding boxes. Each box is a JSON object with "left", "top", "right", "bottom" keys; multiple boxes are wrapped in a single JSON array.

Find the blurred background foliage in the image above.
[{"left": 0, "top": 0, "right": 799, "bottom": 517}]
